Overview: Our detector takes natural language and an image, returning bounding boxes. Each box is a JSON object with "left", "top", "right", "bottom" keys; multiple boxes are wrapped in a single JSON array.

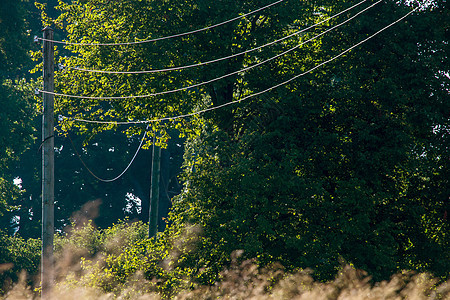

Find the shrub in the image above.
[
  {"left": 53, "top": 219, "right": 197, "bottom": 298},
  {"left": 0, "top": 230, "right": 40, "bottom": 295}
]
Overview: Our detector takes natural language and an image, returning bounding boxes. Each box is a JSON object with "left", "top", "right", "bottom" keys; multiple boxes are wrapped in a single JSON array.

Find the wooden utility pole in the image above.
[
  {"left": 149, "top": 137, "right": 161, "bottom": 238},
  {"left": 41, "top": 26, "right": 55, "bottom": 299}
]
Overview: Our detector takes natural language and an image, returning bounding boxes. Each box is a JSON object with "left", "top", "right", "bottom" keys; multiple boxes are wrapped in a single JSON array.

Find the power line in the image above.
[
  {"left": 36, "top": 0, "right": 285, "bottom": 46},
  {"left": 65, "top": 5, "right": 420, "bottom": 125},
  {"left": 38, "top": 0, "right": 381, "bottom": 100},
  {"left": 66, "top": 126, "right": 149, "bottom": 182},
  {"left": 65, "top": 0, "right": 368, "bottom": 75}
]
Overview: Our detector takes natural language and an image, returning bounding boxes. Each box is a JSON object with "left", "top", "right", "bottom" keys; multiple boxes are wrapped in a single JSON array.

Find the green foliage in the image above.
[
  {"left": 0, "top": 179, "right": 19, "bottom": 222},
  {"left": 0, "top": 0, "right": 31, "bottom": 77},
  {"left": 33, "top": 0, "right": 449, "bottom": 288},
  {"left": 0, "top": 0, "right": 40, "bottom": 236},
  {"left": 0, "top": 80, "right": 36, "bottom": 171},
  {"left": 169, "top": 0, "right": 450, "bottom": 283},
  {"left": 54, "top": 220, "right": 101, "bottom": 256},
  {"left": 51, "top": 0, "right": 316, "bottom": 139},
  {"left": 0, "top": 79, "right": 37, "bottom": 234},
  {"left": 0, "top": 230, "right": 40, "bottom": 295},
  {"left": 53, "top": 219, "right": 199, "bottom": 298}
]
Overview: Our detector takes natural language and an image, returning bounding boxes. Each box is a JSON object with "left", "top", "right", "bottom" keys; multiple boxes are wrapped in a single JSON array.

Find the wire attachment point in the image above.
[
  {"left": 58, "top": 63, "right": 65, "bottom": 70},
  {"left": 34, "top": 36, "right": 39, "bottom": 43},
  {"left": 34, "top": 88, "right": 40, "bottom": 95}
]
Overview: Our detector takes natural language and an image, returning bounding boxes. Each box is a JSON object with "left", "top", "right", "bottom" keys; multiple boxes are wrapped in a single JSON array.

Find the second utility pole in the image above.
[
  {"left": 41, "top": 26, "right": 55, "bottom": 299},
  {"left": 149, "top": 136, "right": 161, "bottom": 238}
]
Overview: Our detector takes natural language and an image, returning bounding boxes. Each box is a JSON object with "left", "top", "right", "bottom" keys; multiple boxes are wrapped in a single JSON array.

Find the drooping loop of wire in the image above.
[
  {"left": 67, "top": 125, "right": 150, "bottom": 182},
  {"left": 37, "top": 0, "right": 285, "bottom": 46},
  {"left": 64, "top": 5, "right": 420, "bottom": 125},
  {"left": 38, "top": 0, "right": 382, "bottom": 100},
  {"left": 65, "top": 0, "right": 368, "bottom": 74}
]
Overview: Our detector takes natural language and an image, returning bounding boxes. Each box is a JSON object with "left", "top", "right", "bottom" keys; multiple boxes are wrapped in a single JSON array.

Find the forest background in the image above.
[{"left": 0, "top": 0, "right": 448, "bottom": 298}]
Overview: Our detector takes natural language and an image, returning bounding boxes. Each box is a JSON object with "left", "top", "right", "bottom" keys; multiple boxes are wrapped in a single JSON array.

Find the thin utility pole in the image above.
[
  {"left": 149, "top": 136, "right": 161, "bottom": 238},
  {"left": 41, "top": 26, "right": 55, "bottom": 299}
]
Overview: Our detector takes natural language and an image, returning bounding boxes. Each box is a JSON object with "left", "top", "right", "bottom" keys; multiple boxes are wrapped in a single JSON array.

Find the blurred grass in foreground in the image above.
[{"left": 1, "top": 218, "right": 449, "bottom": 299}]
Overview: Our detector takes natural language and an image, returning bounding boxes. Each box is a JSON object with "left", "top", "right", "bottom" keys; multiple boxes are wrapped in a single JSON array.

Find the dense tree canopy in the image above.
[{"left": 31, "top": 0, "right": 450, "bottom": 282}]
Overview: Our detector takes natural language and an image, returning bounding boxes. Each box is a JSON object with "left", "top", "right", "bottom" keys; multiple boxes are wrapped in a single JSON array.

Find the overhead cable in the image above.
[
  {"left": 38, "top": 0, "right": 381, "bottom": 100},
  {"left": 67, "top": 125, "right": 149, "bottom": 182},
  {"left": 37, "top": 0, "right": 284, "bottom": 46},
  {"left": 66, "top": 5, "right": 420, "bottom": 125},
  {"left": 66, "top": 0, "right": 368, "bottom": 74}
]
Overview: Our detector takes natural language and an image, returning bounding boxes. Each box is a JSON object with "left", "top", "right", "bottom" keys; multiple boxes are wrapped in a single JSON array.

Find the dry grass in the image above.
[
  {"left": 2, "top": 252, "right": 450, "bottom": 300},
  {"left": 175, "top": 253, "right": 450, "bottom": 300}
]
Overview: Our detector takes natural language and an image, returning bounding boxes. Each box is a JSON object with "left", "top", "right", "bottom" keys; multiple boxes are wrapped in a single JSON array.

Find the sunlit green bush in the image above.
[{"left": 52, "top": 219, "right": 198, "bottom": 298}]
